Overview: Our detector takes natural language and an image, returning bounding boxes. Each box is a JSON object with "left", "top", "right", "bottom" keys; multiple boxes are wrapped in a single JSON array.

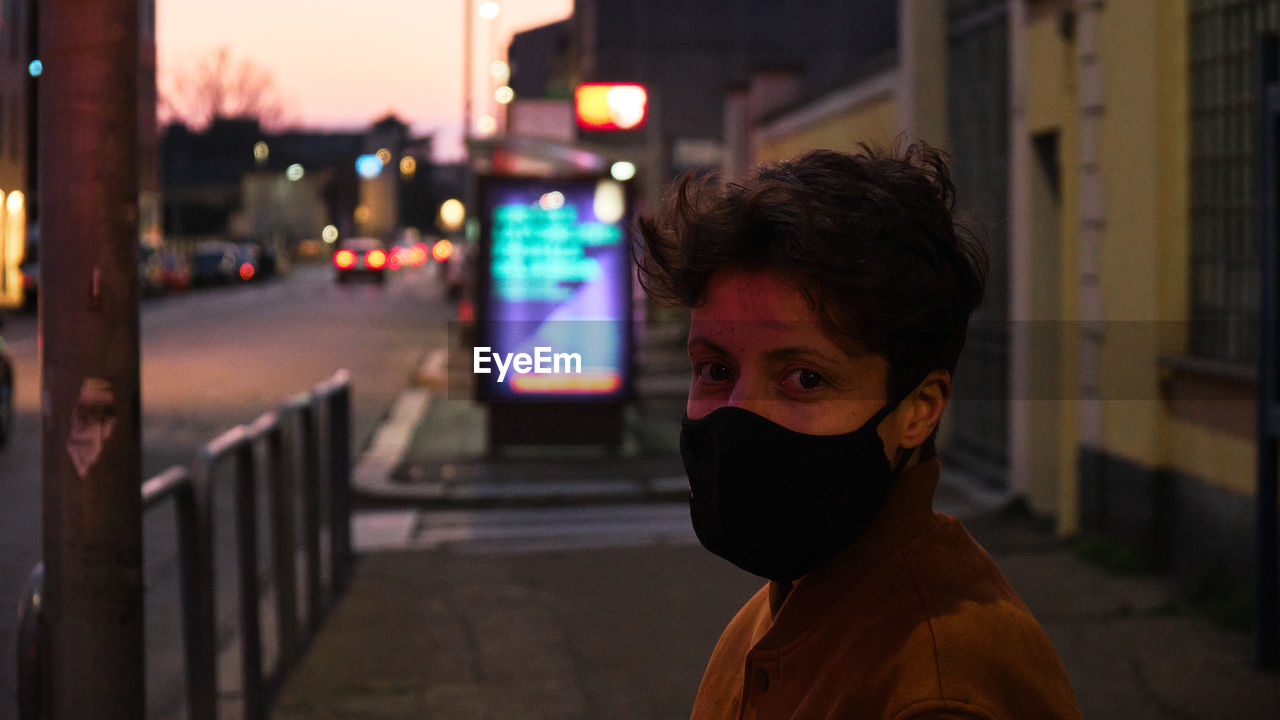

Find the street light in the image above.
[
  {"left": 489, "top": 60, "right": 510, "bottom": 84},
  {"left": 464, "top": 0, "right": 503, "bottom": 142},
  {"left": 440, "top": 199, "right": 465, "bottom": 230}
]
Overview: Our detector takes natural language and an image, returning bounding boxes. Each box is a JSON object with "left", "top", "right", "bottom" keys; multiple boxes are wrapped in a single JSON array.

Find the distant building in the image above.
[
  {"left": 508, "top": 19, "right": 574, "bottom": 101},
  {"left": 161, "top": 114, "right": 447, "bottom": 251},
  {"left": 0, "top": 0, "right": 36, "bottom": 204},
  {"left": 505, "top": 20, "right": 577, "bottom": 143},
  {"left": 570, "top": 0, "right": 897, "bottom": 179}
]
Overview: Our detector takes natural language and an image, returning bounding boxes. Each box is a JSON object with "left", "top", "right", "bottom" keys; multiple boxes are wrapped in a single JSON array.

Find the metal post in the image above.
[
  {"left": 463, "top": 0, "right": 474, "bottom": 141},
  {"left": 1255, "top": 32, "right": 1279, "bottom": 671},
  {"left": 39, "top": 0, "right": 144, "bottom": 717},
  {"left": 142, "top": 466, "right": 208, "bottom": 720},
  {"left": 187, "top": 430, "right": 241, "bottom": 720},
  {"left": 234, "top": 438, "right": 265, "bottom": 719},
  {"left": 296, "top": 401, "right": 324, "bottom": 630},
  {"left": 327, "top": 379, "right": 353, "bottom": 593},
  {"left": 265, "top": 411, "right": 300, "bottom": 673},
  {"left": 16, "top": 563, "right": 47, "bottom": 719}
]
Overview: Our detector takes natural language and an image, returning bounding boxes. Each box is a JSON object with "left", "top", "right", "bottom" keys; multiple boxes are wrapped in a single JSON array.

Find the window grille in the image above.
[
  {"left": 945, "top": 0, "right": 1010, "bottom": 482},
  {"left": 1189, "top": 0, "right": 1280, "bottom": 364}
]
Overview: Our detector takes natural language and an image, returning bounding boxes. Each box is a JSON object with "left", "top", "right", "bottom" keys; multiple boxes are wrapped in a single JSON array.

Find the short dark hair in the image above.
[{"left": 635, "top": 142, "right": 988, "bottom": 410}]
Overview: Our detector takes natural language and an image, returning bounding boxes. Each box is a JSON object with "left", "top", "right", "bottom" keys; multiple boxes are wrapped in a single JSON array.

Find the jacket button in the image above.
[{"left": 754, "top": 667, "right": 769, "bottom": 692}]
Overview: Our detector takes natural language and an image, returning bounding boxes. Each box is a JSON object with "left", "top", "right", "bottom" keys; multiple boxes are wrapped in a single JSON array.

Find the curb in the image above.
[{"left": 353, "top": 350, "right": 692, "bottom": 509}]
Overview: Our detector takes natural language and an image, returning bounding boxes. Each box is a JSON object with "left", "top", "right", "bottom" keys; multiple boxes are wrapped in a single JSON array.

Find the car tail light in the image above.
[
  {"left": 431, "top": 239, "right": 454, "bottom": 263},
  {"left": 388, "top": 247, "right": 403, "bottom": 270},
  {"left": 334, "top": 249, "right": 356, "bottom": 269},
  {"left": 410, "top": 243, "right": 428, "bottom": 266},
  {"left": 239, "top": 263, "right": 255, "bottom": 281},
  {"left": 366, "top": 249, "right": 387, "bottom": 269}
]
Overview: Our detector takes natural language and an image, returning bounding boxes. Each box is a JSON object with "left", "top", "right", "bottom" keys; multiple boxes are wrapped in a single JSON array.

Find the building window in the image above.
[{"left": 1188, "top": 0, "right": 1280, "bottom": 365}]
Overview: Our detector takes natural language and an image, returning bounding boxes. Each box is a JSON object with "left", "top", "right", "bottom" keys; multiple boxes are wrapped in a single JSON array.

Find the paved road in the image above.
[{"left": 0, "top": 262, "right": 451, "bottom": 718}]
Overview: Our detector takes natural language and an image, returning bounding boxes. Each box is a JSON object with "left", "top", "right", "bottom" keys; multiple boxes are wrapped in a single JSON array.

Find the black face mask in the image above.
[{"left": 680, "top": 402, "right": 910, "bottom": 582}]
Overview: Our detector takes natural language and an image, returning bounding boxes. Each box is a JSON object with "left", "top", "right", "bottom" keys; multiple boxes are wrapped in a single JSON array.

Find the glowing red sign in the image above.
[{"left": 574, "top": 83, "right": 648, "bottom": 130}]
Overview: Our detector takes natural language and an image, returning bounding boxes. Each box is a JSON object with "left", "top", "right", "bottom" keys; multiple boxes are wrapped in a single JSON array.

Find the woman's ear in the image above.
[{"left": 899, "top": 369, "right": 950, "bottom": 449}]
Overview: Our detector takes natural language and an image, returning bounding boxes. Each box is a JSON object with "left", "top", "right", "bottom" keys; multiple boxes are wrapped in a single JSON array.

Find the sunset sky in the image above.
[{"left": 156, "top": 0, "right": 574, "bottom": 160}]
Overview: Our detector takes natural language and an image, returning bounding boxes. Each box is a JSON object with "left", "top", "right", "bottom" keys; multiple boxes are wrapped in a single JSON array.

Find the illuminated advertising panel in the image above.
[{"left": 476, "top": 175, "right": 632, "bottom": 403}]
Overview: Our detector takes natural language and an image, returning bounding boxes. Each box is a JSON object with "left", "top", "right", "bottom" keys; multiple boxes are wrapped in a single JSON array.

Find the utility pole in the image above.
[
  {"left": 40, "top": 0, "right": 144, "bottom": 717},
  {"left": 464, "top": 0, "right": 473, "bottom": 143}
]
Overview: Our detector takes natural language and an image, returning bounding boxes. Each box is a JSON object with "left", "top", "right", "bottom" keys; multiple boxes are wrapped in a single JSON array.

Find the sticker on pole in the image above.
[{"left": 66, "top": 378, "right": 116, "bottom": 478}]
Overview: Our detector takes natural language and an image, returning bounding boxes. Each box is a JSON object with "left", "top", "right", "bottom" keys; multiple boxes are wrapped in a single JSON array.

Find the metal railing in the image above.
[{"left": 16, "top": 369, "right": 354, "bottom": 720}]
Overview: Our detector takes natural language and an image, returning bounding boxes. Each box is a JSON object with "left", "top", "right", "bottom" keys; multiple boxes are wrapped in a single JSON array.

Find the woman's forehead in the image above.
[
  {"left": 689, "top": 268, "right": 864, "bottom": 357},
  {"left": 695, "top": 268, "right": 814, "bottom": 321}
]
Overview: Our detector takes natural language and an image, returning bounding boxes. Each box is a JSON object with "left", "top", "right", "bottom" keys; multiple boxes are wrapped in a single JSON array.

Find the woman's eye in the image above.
[
  {"left": 786, "top": 369, "right": 825, "bottom": 390},
  {"left": 695, "top": 362, "right": 732, "bottom": 383}
]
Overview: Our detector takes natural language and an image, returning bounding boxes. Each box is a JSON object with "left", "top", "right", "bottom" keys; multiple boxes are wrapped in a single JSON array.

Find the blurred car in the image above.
[
  {"left": 233, "top": 243, "right": 261, "bottom": 282},
  {"left": 394, "top": 241, "right": 429, "bottom": 269},
  {"left": 333, "top": 237, "right": 388, "bottom": 284},
  {"left": 254, "top": 242, "right": 286, "bottom": 278},
  {"left": 189, "top": 241, "right": 239, "bottom": 286},
  {"left": 158, "top": 250, "right": 191, "bottom": 293},
  {"left": 139, "top": 245, "right": 166, "bottom": 297},
  {"left": 0, "top": 317, "right": 12, "bottom": 448}
]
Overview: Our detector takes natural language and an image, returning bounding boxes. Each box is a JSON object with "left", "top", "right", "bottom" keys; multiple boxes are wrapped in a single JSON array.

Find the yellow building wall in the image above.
[
  {"left": 1022, "top": 2, "right": 1081, "bottom": 530},
  {"left": 1089, "top": 1, "right": 1253, "bottom": 497},
  {"left": 753, "top": 93, "right": 900, "bottom": 164},
  {"left": 1094, "top": 0, "right": 1180, "bottom": 469}
]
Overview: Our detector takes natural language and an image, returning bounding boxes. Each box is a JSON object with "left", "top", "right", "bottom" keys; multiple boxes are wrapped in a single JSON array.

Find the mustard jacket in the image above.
[{"left": 690, "top": 459, "right": 1083, "bottom": 720}]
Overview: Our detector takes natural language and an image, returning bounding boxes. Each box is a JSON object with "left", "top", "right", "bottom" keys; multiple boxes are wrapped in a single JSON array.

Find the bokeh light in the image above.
[
  {"left": 475, "top": 115, "right": 498, "bottom": 136},
  {"left": 593, "top": 181, "right": 625, "bottom": 224},
  {"left": 431, "top": 239, "right": 455, "bottom": 263},
  {"left": 286, "top": 164, "right": 305, "bottom": 181},
  {"left": 439, "top": 199, "right": 466, "bottom": 230},
  {"left": 400, "top": 156, "right": 417, "bottom": 178},
  {"left": 356, "top": 154, "right": 383, "bottom": 179},
  {"left": 538, "top": 191, "right": 565, "bottom": 211},
  {"left": 495, "top": 86, "right": 515, "bottom": 105},
  {"left": 489, "top": 60, "right": 510, "bottom": 84},
  {"left": 322, "top": 225, "right": 339, "bottom": 243},
  {"left": 610, "top": 161, "right": 637, "bottom": 182},
  {"left": 253, "top": 141, "right": 269, "bottom": 163},
  {"left": 478, "top": 1, "right": 500, "bottom": 20}
]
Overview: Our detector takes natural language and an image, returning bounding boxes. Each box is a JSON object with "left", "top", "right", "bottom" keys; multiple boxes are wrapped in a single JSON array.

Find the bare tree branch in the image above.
[{"left": 159, "top": 46, "right": 291, "bottom": 130}]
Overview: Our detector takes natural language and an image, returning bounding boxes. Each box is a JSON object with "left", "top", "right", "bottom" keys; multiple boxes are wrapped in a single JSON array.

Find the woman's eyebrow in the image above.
[
  {"left": 687, "top": 336, "right": 733, "bottom": 358},
  {"left": 763, "top": 346, "right": 845, "bottom": 366}
]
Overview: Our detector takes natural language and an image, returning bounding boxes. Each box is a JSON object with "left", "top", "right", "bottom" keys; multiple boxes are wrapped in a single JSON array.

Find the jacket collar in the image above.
[{"left": 758, "top": 458, "right": 942, "bottom": 649}]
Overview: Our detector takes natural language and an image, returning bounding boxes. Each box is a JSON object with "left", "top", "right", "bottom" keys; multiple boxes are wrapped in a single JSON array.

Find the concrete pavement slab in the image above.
[
  {"left": 275, "top": 511, "right": 1280, "bottom": 720},
  {"left": 271, "top": 544, "right": 761, "bottom": 720}
]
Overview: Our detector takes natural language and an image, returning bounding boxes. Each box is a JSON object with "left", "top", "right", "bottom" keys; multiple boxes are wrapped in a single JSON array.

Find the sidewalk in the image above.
[{"left": 271, "top": 324, "right": 1280, "bottom": 720}]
